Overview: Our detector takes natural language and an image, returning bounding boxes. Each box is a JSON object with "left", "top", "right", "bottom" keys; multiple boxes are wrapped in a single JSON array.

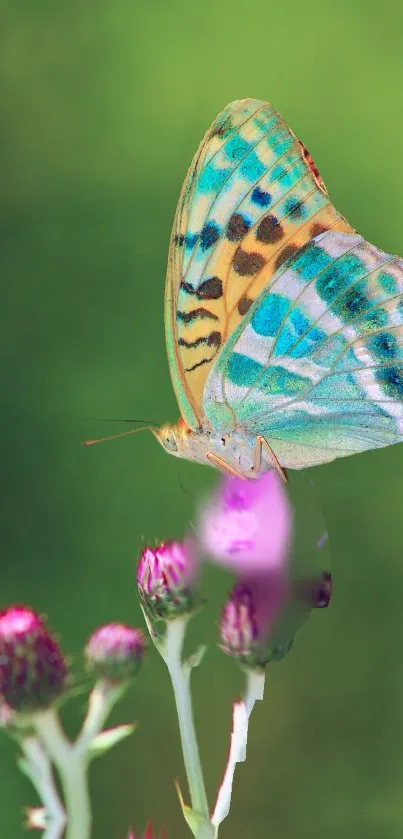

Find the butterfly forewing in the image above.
[{"left": 165, "top": 99, "right": 354, "bottom": 429}]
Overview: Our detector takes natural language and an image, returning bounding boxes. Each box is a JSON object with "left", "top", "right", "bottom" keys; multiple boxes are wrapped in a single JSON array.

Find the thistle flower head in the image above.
[
  {"left": 220, "top": 566, "right": 333, "bottom": 670},
  {"left": 220, "top": 578, "right": 292, "bottom": 669},
  {"left": 198, "top": 472, "right": 292, "bottom": 574},
  {"left": 137, "top": 540, "right": 198, "bottom": 620},
  {"left": 0, "top": 606, "right": 67, "bottom": 713},
  {"left": 85, "top": 623, "right": 145, "bottom": 683}
]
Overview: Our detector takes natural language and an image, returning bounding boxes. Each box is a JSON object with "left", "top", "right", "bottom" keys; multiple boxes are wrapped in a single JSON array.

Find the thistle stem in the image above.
[
  {"left": 57, "top": 756, "right": 91, "bottom": 839},
  {"left": 211, "top": 668, "right": 265, "bottom": 833},
  {"left": 33, "top": 684, "right": 120, "bottom": 839},
  {"left": 160, "top": 618, "right": 213, "bottom": 839},
  {"left": 22, "top": 734, "right": 66, "bottom": 838},
  {"left": 76, "top": 680, "right": 122, "bottom": 755},
  {"left": 34, "top": 709, "right": 91, "bottom": 839}
]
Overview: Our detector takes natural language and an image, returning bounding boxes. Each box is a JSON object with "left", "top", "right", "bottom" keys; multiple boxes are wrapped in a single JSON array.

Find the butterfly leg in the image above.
[
  {"left": 206, "top": 451, "right": 247, "bottom": 480},
  {"left": 253, "top": 435, "right": 288, "bottom": 484}
]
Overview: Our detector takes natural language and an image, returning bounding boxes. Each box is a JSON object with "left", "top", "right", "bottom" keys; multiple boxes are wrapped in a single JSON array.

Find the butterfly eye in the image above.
[{"left": 164, "top": 433, "right": 178, "bottom": 453}]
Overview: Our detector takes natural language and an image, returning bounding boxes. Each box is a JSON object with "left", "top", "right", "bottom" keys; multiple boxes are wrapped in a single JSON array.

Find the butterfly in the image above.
[{"left": 151, "top": 98, "right": 403, "bottom": 480}]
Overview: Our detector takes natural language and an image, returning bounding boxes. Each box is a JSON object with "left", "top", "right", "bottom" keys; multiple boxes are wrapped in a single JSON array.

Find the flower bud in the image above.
[
  {"left": 85, "top": 624, "right": 145, "bottom": 683},
  {"left": 137, "top": 541, "right": 198, "bottom": 620},
  {"left": 219, "top": 580, "right": 292, "bottom": 670},
  {"left": 0, "top": 606, "right": 67, "bottom": 713}
]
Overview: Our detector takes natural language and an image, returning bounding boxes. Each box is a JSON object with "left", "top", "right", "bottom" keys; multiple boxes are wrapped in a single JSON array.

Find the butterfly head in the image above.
[{"left": 153, "top": 419, "right": 190, "bottom": 458}]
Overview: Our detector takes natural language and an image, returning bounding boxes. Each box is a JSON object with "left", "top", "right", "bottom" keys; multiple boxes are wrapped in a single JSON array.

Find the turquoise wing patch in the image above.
[{"left": 203, "top": 230, "right": 403, "bottom": 469}]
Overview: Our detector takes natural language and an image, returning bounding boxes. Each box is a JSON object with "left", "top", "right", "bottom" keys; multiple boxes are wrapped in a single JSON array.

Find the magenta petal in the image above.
[
  {"left": 198, "top": 472, "right": 292, "bottom": 575},
  {"left": 243, "top": 572, "right": 288, "bottom": 639},
  {"left": 219, "top": 571, "right": 289, "bottom": 668}
]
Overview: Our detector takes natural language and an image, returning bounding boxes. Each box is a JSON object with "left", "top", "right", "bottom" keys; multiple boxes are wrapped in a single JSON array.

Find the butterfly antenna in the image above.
[
  {"left": 81, "top": 426, "right": 155, "bottom": 447},
  {"left": 84, "top": 417, "right": 158, "bottom": 425}
]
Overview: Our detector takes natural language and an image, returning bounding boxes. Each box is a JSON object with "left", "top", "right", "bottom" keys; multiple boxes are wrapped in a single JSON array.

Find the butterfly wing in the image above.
[
  {"left": 165, "top": 99, "right": 354, "bottom": 429},
  {"left": 203, "top": 230, "right": 403, "bottom": 469}
]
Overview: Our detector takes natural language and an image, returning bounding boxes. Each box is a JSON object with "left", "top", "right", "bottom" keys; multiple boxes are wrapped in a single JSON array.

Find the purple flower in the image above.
[
  {"left": 0, "top": 606, "right": 68, "bottom": 713},
  {"left": 198, "top": 472, "right": 292, "bottom": 575},
  {"left": 220, "top": 567, "right": 332, "bottom": 669},
  {"left": 85, "top": 624, "right": 145, "bottom": 682},
  {"left": 137, "top": 541, "right": 198, "bottom": 620},
  {"left": 220, "top": 577, "right": 293, "bottom": 670}
]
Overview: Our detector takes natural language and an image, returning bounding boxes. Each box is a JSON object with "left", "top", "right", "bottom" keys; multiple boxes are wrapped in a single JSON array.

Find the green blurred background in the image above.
[{"left": 1, "top": 1, "right": 403, "bottom": 836}]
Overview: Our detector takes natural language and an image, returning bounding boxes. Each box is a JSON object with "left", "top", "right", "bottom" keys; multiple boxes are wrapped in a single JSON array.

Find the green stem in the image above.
[
  {"left": 34, "top": 709, "right": 91, "bottom": 839},
  {"left": 161, "top": 618, "right": 213, "bottom": 839},
  {"left": 33, "top": 685, "right": 119, "bottom": 839},
  {"left": 21, "top": 734, "right": 66, "bottom": 838},
  {"left": 59, "top": 756, "right": 91, "bottom": 839}
]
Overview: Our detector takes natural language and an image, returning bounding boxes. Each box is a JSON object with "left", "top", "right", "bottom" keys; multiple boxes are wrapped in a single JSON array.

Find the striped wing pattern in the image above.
[
  {"left": 203, "top": 231, "right": 403, "bottom": 468},
  {"left": 165, "top": 99, "right": 353, "bottom": 429}
]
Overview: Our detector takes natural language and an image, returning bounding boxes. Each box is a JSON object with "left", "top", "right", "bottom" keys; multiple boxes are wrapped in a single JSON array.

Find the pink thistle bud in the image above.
[
  {"left": 220, "top": 577, "right": 292, "bottom": 670},
  {"left": 85, "top": 624, "right": 145, "bottom": 683},
  {"left": 137, "top": 541, "right": 198, "bottom": 620},
  {"left": 0, "top": 606, "right": 67, "bottom": 713},
  {"left": 198, "top": 472, "right": 292, "bottom": 575}
]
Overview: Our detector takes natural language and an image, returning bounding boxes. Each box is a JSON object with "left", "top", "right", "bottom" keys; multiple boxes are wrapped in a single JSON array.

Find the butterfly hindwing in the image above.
[
  {"left": 165, "top": 99, "right": 354, "bottom": 429},
  {"left": 203, "top": 231, "right": 403, "bottom": 468}
]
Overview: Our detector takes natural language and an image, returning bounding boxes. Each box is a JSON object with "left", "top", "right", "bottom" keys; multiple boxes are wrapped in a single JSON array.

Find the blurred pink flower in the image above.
[
  {"left": 198, "top": 472, "right": 292, "bottom": 575},
  {"left": 85, "top": 623, "right": 145, "bottom": 683},
  {"left": 0, "top": 606, "right": 67, "bottom": 713}
]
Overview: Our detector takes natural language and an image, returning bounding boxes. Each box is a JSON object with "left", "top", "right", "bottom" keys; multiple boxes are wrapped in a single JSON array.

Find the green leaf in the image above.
[
  {"left": 185, "top": 645, "right": 207, "bottom": 670},
  {"left": 174, "top": 779, "right": 214, "bottom": 838},
  {"left": 88, "top": 724, "right": 136, "bottom": 760},
  {"left": 183, "top": 807, "right": 213, "bottom": 838}
]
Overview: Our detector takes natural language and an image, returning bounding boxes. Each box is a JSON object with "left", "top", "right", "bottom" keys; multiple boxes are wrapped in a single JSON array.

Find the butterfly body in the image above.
[
  {"left": 159, "top": 99, "right": 403, "bottom": 477},
  {"left": 154, "top": 419, "right": 272, "bottom": 478}
]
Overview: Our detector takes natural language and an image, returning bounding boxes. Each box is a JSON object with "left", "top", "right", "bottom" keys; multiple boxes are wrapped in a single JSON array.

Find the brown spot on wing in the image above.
[
  {"left": 177, "top": 307, "right": 219, "bottom": 324},
  {"left": 298, "top": 141, "right": 328, "bottom": 195},
  {"left": 178, "top": 330, "right": 221, "bottom": 349},
  {"left": 233, "top": 248, "right": 266, "bottom": 276},
  {"left": 256, "top": 215, "right": 284, "bottom": 244},
  {"left": 197, "top": 277, "right": 223, "bottom": 299},
  {"left": 311, "top": 222, "right": 328, "bottom": 237},
  {"left": 227, "top": 213, "right": 250, "bottom": 242},
  {"left": 274, "top": 244, "right": 299, "bottom": 269},
  {"left": 238, "top": 296, "right": 253, "bottom": 315}
]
